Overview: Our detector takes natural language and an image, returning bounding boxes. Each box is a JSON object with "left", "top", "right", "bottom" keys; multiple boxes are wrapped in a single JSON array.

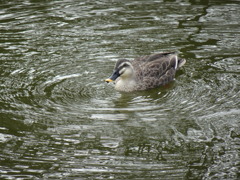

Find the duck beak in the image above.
[
  {"left": 105, "top": 70, "right": 120, "bottom": 83},
  {"left": 105, "top": 78, "right": 113, "bottom": 83}
]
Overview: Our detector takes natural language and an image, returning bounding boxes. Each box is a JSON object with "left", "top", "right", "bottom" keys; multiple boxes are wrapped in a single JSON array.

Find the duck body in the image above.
[{"left": 105, "top": 52, "right": 186, "bottom": 92}]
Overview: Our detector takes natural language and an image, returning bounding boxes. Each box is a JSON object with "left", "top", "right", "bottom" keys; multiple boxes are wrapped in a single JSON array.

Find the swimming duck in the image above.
[{"left": 105, "top": 52, "right": 186, "bottom": 92}]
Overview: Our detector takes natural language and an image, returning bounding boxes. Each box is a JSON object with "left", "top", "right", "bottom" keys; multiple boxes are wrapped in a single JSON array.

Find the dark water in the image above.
[{"left": 0, "top": 0, "right": 240, "bottom": 179}]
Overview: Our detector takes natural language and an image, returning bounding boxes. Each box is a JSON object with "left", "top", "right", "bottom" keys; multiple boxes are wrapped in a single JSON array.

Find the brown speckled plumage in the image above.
[{"left": 105, "top": 52, "right": 186, "bottom": 92}]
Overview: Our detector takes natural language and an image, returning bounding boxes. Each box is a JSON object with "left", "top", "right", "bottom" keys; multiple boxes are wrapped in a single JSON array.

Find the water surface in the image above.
[{"left": 0, "top": 0, "right": 240, "bottom": 179}]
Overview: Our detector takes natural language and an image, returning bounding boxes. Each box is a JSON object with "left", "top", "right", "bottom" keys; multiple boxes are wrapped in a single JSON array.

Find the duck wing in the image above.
[
  {"left": 133, "top": 52, "right": 185, "bottom": 89},
  {"left": 133, "top": 52, "right": 176, "bottom": 63}
]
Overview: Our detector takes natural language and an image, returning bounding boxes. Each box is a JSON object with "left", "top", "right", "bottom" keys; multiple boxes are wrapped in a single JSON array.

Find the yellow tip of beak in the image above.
[{"left": 105, "top": 78, "right": 113, "bottom": 83}]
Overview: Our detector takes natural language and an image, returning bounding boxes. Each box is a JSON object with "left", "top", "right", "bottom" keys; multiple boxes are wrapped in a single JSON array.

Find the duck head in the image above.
[{"left": 105, "top": 59, "right": 134, "bottom": 83}]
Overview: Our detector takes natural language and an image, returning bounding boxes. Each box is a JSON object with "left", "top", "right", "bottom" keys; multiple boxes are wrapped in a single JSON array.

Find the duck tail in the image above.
[
  {"left": 171, "top": 54, "right": 186, "bottom": 70},
  {"left": 178, "top": 58, "right": 186, "bottom": 68}
]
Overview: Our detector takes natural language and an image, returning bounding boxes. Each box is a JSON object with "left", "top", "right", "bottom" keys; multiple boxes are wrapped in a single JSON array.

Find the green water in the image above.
[{"left": 0, "top": 0, "right": 239, "bottom": 179}]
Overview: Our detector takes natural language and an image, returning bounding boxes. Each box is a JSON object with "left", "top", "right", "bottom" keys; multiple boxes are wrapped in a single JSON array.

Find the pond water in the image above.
[{"left": 0, "top": 0, "right": 240, "bottom": 179}]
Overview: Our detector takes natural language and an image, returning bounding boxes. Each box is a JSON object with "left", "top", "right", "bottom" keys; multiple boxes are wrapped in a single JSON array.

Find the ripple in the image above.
[
  {"left": 0, "top": 133, "right": 14, "bottom": 143},
  {"left": 40, "top": 73, "right": 95, "bottom": 102},
  {"left": 44, "top": 73, "right": 81, "bottom": 85},
  {"left": 0, "top": 1, "right": 240, "bottom": 180}
]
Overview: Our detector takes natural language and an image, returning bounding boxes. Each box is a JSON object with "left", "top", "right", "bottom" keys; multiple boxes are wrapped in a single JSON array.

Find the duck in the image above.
[{"left": 105, "top": 52, "right": 186, "bottom": 92}]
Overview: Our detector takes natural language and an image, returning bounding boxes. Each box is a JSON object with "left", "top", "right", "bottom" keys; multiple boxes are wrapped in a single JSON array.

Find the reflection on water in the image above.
[{"left": 0, "top": 0, "right": 240, "bottom": 179}]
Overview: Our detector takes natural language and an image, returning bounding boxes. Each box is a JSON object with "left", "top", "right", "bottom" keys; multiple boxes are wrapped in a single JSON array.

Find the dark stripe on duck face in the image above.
[
  {"left": 118, "top": 62, "right": 131, "bottom": 73},
  {"left": 115, "top": 59, "right": 130, "bottom": 70},
  {"left": 106, "top": 59, "right": 129, "bottom": 81},
  {"left": 115, "top": 60, "right": 132, "bottom": 76},
  {"left": 109, "top": 61, "right": 132, "bottom": 80}
]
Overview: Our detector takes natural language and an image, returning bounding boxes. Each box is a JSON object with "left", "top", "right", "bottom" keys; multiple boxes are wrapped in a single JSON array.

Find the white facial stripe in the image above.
[
  {"left": 119, "top": 67, "right": 125, "bottom": 75},
  {"left": 174, "top": 56, "right": 178, "bottom": 69},
  {"left": 118, "top": 62, "right": 131, "bottom": 69},
  {"left": 118, "top": 62, "right": 132, "bottom": 73}
]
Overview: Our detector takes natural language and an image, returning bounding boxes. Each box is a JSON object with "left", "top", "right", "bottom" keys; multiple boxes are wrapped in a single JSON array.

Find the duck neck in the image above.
[{"left": 115, "top": 76, "right": 137, "bottom": 92}]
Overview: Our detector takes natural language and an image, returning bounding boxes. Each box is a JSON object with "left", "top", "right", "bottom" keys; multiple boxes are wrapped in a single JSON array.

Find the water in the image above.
[{"left": 0, "top": 0, "right": 239, "bottom": 179}]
